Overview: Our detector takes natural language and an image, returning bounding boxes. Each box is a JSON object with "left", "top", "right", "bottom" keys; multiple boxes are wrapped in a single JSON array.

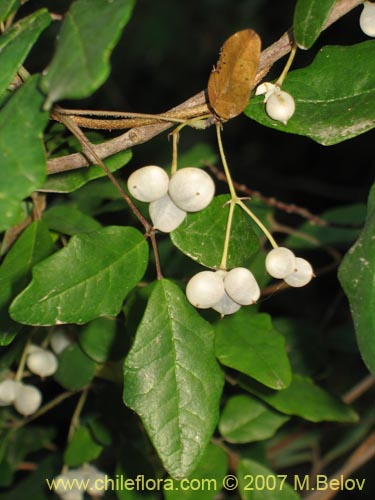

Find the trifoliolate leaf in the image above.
[
  {"left": 238, "top": 458, "right": 301, "bottom": 500},
  {"left": 215, "top": 310, "right": 292, "bottom": 390},
  {"left": 41, "top": 150, "right": 132, "bottom": 193},
  {"left": 64, "top": 425, "right": 103, "bottom": 467},
  {"left": 54, "top": 342, "right": 97, "bottom": 390},
  {"left": 246, "top": 41, "right": 375, "bottom": 145},
  {"left": 41, "top": 0, "right": 135, "bottom": 106},
  {"left": 0, "top": 76, "right": 48, "bottom": 230},
  {"left": 293, "top": 0, "right": 336, "bottom": 49},
  {"left": 0, "top": 221, "right": 54, "bottom": 343},
  {"left": 219, "top": 395, "right": 289, "bottom": 444},
  {"left": 338, "top": 184, "right": 375, "bottom": 376},
  {"left": 123, "top": 279, "right": 224, "bottom": 479},
  {"left": 240, "top": 374, "right": 358, "bottom": 423},
  {"left": 171, "top": 195, "right": 259, "bottom": 269},
  {"left": 10, "top": 226, "right": 148, "bottom": 326},
  {"left": 0, "top": 9, "right": 51, "bottom": 97},
  {"left": 208, "top": 29, "right": 261, "bottom": 120}
]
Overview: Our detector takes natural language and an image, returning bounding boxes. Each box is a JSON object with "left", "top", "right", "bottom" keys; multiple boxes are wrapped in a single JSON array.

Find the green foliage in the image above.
[{"left": 0, "top": 0, "right": 373, "bottom": 497}]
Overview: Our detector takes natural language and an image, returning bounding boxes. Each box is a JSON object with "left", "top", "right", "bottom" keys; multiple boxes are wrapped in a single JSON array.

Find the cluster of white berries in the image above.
[
  {"left": 265, "top": 247, "right": 313, "bottom": 287},
  {"left": 0, "top": 329, "right": 71, "bottom": 417},
  {"left": 186, "top": 267, "right": 260, "bottom": 315},
  {"left": 127, "top": 165, "right": 215, "bottom": 232},
  {"left": 360, "top": 1, "right": 375, "bottom": 37},
  {"left": 256, "top": 83, "right": 296, "bottom": 125},
  {"left": 54, "top": 464, "right": 106, "bottom": 500},
  {"left": 186, "top": 248, "right": 313, "bottom": 315}
]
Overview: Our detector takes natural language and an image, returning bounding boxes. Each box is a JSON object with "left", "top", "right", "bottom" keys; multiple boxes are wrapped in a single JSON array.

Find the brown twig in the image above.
[
  {"left": 46, "top": 0, "right": 364, "bottom": 175},
  {"left": 342, "top": 374, "right": 375, "bottom": 405}
]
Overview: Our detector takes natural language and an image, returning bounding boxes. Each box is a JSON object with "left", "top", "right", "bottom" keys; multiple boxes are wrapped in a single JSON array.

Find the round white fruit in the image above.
[
  {"left": 284, "top": 257, "right": 314, "bottom": 287},
  {"left": 13, "top": 384, "right": 42, "bottom": 416},
  {"left": 265, "top": 247, "right": 296, "bottom": 279},
  {"left": 50, "top": 329, "right": 72, "bottom": 354},
  {"left": 168, "top": 167, "right": 215, "bottom": 212},
  {"left": 224, "top": 268, "right": 260, "bottom": 305},
  {"left": 266, "top": 89, "right": 295, "bottom": 124},
  {"left": 127, "top": 165, "right": 169, "bottom": 202},
  {"left": 186, "top": 271, "right": 225, "bottom": 309},
  {"left": 149, "top": 193, "right": 186, "bottom": 232},
  {"left": 360, "top": 1, "right": 375, "bottom": 37},
  {"left": 84, "top": 465, "right": 106, "bottom": 497},
  {"left": 27, "top": 349, "right": 58, "bottom": 377},
  {"left": 0, "top": 379, "right": 22, "bottom": 406},
  {"left": 212, "top": 291, "right": 241, "bottom": 315}
]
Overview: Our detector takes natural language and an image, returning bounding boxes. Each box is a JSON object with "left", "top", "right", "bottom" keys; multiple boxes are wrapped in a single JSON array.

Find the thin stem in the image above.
[
  {"left": 67, "top": 388, "right": 88, "bottom": 443},
  {"left": 238, "top": 200, "right": 278, "bottom": 249},
  {"left": 15, "top": 336, "right": 32, "bottom": 382},
  {"left": 275, "top": 43, "right": 297, "bottom": 86},
  {"left": 220, "top": 201, "right": 236, "bottom": 270},
  {"left": 215, "top": 124, "right": 237, "bottom": 200}
]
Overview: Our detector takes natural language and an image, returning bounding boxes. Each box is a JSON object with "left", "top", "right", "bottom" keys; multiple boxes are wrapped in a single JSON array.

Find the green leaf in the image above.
[
  {"left": 238, "top": 458, "right": 301, "bottom": 500},
  {"left": 79, "top": 316, "right": 125, "bottom": 362},
  {"left": 293, "top": 0, "right": 336, "bottom": 49},
  {"left": 0, "top": 221, "right": 54, "bottom": 343},
  {"left": 0, "top": 9, "right": 51, "bottom": 97},
  {"left": 219, "top": 395, "right": 289, "bottom": 444},
  {"left": 240, "top": 374, "right": 358, "bottom": 423},
  {"left": 338, "top": 184, "right": 375, "bottom": 376},
  {"left": 171, "top": 195, "right": 259, "bottom": 269},
  {"left": 0, "top": 1, "right": 19, "bottom": 22},
  {"left": 178, "top": 143, "right": 218, "bottom": 168},
  {"left": 41, "top": 150, "right": 132, "bottom": 193},
  {"left": 64, "top": 425, "right": 103, "bottom": 467},
  {"left": 215, "top": 310, "right": 292, "bottom": 390},
  {"left": 42, "top": 204, "right": 102, "bottom": 235},
  {"left": 0, "top": 76, "right": 48, "bottom": 230},
  {"left": 54, "top": 342, "right": 97, "bottom": 390},
  {"left": 246, "top": 41, "right": 375, "bottom": 145},
  {"left": 123, "top": 279, "right": 224, "bottom": 479},
  {"left": 10, "top": 226, "right": 148, "bottom": 326},
  {"left": 164, "top": 444, "right": 228, "bottom": 500},
  {"left": 41, "top": 0, "right": 135, "bottom": 105}
]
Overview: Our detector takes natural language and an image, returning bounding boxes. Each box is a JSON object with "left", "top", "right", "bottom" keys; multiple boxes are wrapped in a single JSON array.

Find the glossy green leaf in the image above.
[
  {"left": 54, "top": 342, "right": 97, "bottom": 390},
  {"left": 240, "top": 374, "right": 358, "bottom": 423},
  {"left": 164, "top": 443, "right": 227, "bottom": 500},
  {"left": 0, "top": 0, "right": 19, "bottom": 22},
  {"left": 293, "top": 0, "right": 336, "bottom": 49},
  {"left": 338, "top": 184, "right": 375, "bottom": 376},
  {"left": 10, "top": 226, "right": 148, "bottom": 326},
  {"left": 219, "top": 395, "right": 289, "bottom": 444},
  {"left": 123, "top": 279, "right": 224, "bottom": 479},
  {"left": 79, "top": 316, "right": 124, "bottom": 362},
  {"left": 42, "top": 204, "right": 102, "bottom": 235},
  {"left": 238, "top": 458, "right": 301, "bottom": 500},
  {"left": 0, "top": 221, "right": 54, "bottom": 343},
  {"left": 177, "top": 143, "right": 217, "bottom": 168},
  {"left": 64, "top": 425, "right": 103, "bottom": 467},
  {"left": 171, "top": 195, "right": 259, "bottom": 269},
  {"left": 41, "top": 0, "right": 135, "bottom": 105},
  {"left": 41, "top": 150, "right": 132, "bottom": 193},
  {"left": 215, "top": 310, "right": 292, "bottom": 390},
  {"left": 0, "top": 9, "right": 51, "bottom": 96},
  {"left": 246, "top": 41, "right": 375, "bottom": 145},
  {"left": 0, "top": 76, "right": 48, "bottom": 230}
]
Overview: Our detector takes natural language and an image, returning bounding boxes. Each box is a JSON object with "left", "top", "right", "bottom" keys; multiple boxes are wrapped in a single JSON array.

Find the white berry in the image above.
[
  {"left": 212, "top": 291, "right": 241, "bottom": 315},
  {"left": 149, "top": 193, "right": 186, "bottom": 232},
  {"left": 186, "top": 271, "right": 225, "bottom": 309},
  {"left": 54, "top": 469, "right": 86, "bottom": 500},
  {"left": 265, "top": 247, "right": 296, "bottom": 279},
  {"left": 168, "top": 167, "right": 215, "bottom": 212},
  {"left": 255, "top": 82, "right": 277, "bottom": 102},
  {"left": 284, "top": 257, "right": 314, "bottom": 287},
  {"left": 84, "top": 465, "right": 106, "bottom": 497},
  {"left": 127, "top": 165, "right": 169, "bottom": 202},
  {"left": 27, "top": 349, "right": 58, "bottom": 377},
  {"left": 360, "top": 1, "right": 375, "bottom": 37},
  {"left": 266, "top": 89, "right": 295, "bottom": 124},
  {"left": 50, "top": 329, "right": 72, "bottom": 354},
  {"left": 13, "top": 384, "right": 42, "bottom": 416},
  {"left": 224, "top": 268, "right": 260, "bottom": 305},
  {"left": 0, "top": 379, "right": 22, "bottom": 406}
]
